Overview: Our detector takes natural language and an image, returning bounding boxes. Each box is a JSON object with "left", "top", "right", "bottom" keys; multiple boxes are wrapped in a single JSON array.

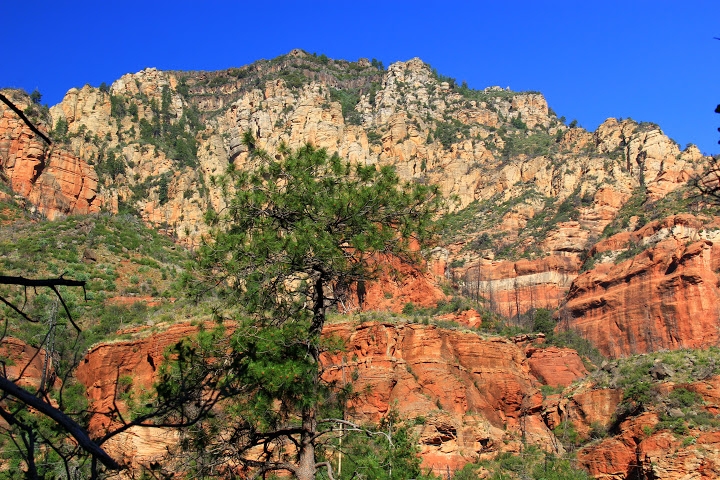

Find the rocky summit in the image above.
[{"left": 1, "top": 50, "right": 720, "bottom": 478}]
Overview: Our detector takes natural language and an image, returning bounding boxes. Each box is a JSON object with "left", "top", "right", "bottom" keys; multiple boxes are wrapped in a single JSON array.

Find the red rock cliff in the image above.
[
  {"left": 560, "top": 221, "right": 720, "bottom": 358},
  {"left": 76, "top": 321, "right": 566, "bottom": 473},
  {"left": 0, "top": 100, "right": 102, "bottom": 219}
]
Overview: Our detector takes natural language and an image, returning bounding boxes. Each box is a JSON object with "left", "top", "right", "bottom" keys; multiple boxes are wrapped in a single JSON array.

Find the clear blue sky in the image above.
[{"left": 3, "top": 1, "right": 719, "bottom": 154}]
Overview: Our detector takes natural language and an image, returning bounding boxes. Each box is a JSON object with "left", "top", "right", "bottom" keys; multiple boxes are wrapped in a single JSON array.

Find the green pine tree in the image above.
[{"left": 157, "top": 139, "right": 444, "bottom": 479}]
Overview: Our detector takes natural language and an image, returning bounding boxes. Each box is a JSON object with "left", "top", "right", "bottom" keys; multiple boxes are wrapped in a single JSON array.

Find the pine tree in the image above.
[{"left": 158, "top": 140, "right": 444, "bottom": 479}]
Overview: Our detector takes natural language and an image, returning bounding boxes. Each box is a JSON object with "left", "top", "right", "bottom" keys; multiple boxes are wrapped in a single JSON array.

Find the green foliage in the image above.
[
  {"left": 502, "top": 131, "right": 554, "bottom": 159},
  {"left": 168, "top": 143, "right": 444, "bottom": 477},
  {"left": 52, "top": 117, "right": 69, "bottom": 143},
  {"left": 367, "top": 130, "right": 382, "bottom": 144},
  {"left": 468, "top": 446, "right": 591, "bottom": 479},
  {"left": 532, "top": 308, "right": 555, "bottom": 336},
  {"left": 110, "top": 94, "right": 126, "bottom": 118},
  {"left": 278, "top": 70, "right": 308, "bottom": 89},
  {"left": 434, "top": 119, "right": 470, "bottom": 149},
  {"left": 330, "top": 87, "right": 362, "bottom": 125},
  {"left": 552, "top": 193, "right": 581, "bottom": 223},
  {"left": 107, "top": 91, "right": 200, "bottom": 173},
  {"left": 553, "top": 421, "right": 582, "bottom": 449},
  {"left": 321, "top": 411, "right": 433, "bottom": 480},
  {"left": 510, "top": 115, "right": 528, "bottom": 130},
  {"left": 667, "top": 388, "right": 702, "bottom": 408},
  {"left": 29, "top": 89, "right": 42, "bottom": 104},
  {"left": 601, "top": 187, "right": 648, "bottom": 238},
  {"left": 94, "top": 150, "right": 126, "bottom": 180},
  {"left": 430, "top": 67, "right": 456, "bottom": 88}
]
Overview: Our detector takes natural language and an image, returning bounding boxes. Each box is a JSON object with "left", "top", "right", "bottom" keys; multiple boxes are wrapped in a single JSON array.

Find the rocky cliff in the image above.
[
  {"left": 0, "top": 90, "right": 102, "bottom": 219},
  {"left": 74, "top": 319, "right": 720, "bottom": 479},
  {"left": 75, "top": 320, "right": 589, "bottom": 473},
  {"left": 39, "top": 51, "right": 711, "bottom": 338},
  {"left": 2, "top": 50, "right": 720, "bottom": 478},
  {"left": 3, "top": 53, "right": 710, "bottom": 325},
  {"left": 560, "top": 214, "right": 720, "bottom": 357}
]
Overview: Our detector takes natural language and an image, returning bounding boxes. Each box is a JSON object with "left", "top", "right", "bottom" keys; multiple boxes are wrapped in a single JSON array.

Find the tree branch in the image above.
[
  {"left": 0, "top": 376, "right": 122, "bottom": 470},
  {"left": 317, "top": 418, "right": 392, "bottom": 443},
  {"left": 0, "top": 93, "right": 52, "bottom": 145},
  {"left": 0, "top": 275, "right": 85, "bottom": 331},
  {"left": 0, "top": 275, "right": 85, "bottom": 288},
  {"left": 316, "top": 461, "right": 336, "bottom": 480}
]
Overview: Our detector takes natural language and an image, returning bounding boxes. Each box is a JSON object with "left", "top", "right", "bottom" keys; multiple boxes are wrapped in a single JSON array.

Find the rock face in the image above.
[
  {"left": 31, "top": 52, "right": 706, "bottom": 252},
  {"left": 353, "top": 253, "right": 448, "bottom": 313},
  {"left": 76, "top": 321, "right": 563, "bottom": 473},
  {"left": 4, "top": 55, "right": 713, "bottom": 334},
  {"left": 561, "top": 215, "right": 720, "bottom": 357},
  {"left": 0, "top": 91, "right": 102, "bottom": 219},
  {"left": 525, "top": 346, "right": 588, "bottom": 388},
  {"left": 323, "top": 322, "right": 561, "bottom": 472},
  {"left": 75, "top": 323, "right": 198, "bottom": 467},
  {"left": 0, "top": 337, "right": 61, "bottom": 391},
  {"left": 576, "top": 377, "right": 720, "bottom": 480},
  {"left": 456, "top": 255, "right": 581, "bottom": 317}
]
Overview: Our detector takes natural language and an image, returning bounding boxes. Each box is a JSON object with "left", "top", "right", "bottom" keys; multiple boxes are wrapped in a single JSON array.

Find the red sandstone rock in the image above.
[
  {"left": 351, "top": 253, "right": 447, "bottom": 313},
  {"left": 457, "top": 255, "right": 581, "bottom": 317},
  {"left": 526, "top": 346, "right": 588, "bottom": 387},
  {"left": 561, "top": 236, "right": 720, "bottom": 357},
  {"left": 0, "top": 337, "right": 61, "bottom": 391},
  {"left": 76, "top": 321, "right": 560, "bottom": 473},
  {"left": 436, "top": 309, "right": 483, "bottom": 329},
  {"left": 0, "top": 109, "right": 102, "bottom": 219},
  {"left": 322, "top": 322, "right": 558, "bottom": 472},
  {"left": 575, "top": 378, "right": 720, "bottom": 479}
]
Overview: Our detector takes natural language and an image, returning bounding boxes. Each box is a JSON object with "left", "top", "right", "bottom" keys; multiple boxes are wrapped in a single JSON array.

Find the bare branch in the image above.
[
  {"left": 316, "top": 461, "right": 336, "bottom": 480},
  {"left": 0, "top": 93, "right": 52, "bottom": 145},
  {"left": 0, "top": 275, "right": 85, "bottom": 331},
  {"left": 0, "top": 376, "right": 122, "bottom": 470},
  {"left": 317, "top": 418, "right": 393, "bottom": 443},
  {"left": 0, "top": 275, "right": 85, "bottom": 288}
]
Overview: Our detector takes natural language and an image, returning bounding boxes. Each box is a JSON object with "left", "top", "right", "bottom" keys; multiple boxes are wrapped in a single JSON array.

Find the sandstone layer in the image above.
[
  {"left": 561, "top": 215, "right": 720, "bottom": 357},
  {"left": 76, "top": 321, "right": 568, "bottom": 473},
  {"left": 575, "top": 377, "right": 720, "bottom": 480},
  {"left": 456, "top": 255, "right": 581, "bottom": 317},
  {"left": 0, "top": 93, "right": 102, "bottom": 219}
]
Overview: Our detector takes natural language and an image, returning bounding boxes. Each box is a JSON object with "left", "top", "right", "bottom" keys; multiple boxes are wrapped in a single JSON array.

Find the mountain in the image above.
[{"left": 2, "top": 49, "right": 720, "bottom": 478}]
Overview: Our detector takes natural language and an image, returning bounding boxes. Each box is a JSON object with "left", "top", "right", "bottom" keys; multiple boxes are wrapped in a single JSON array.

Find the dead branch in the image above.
[
  {"left": 0, "top": 93, "right": 52, "bottom": 145},
  {"left": 0, "top": 376, "right": 122, "bottom": 470}
]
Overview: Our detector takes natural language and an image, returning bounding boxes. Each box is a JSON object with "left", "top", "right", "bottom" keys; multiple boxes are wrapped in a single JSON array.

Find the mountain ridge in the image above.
[{"left": 2, "top": 50, "right": 720, "bottom": 478}]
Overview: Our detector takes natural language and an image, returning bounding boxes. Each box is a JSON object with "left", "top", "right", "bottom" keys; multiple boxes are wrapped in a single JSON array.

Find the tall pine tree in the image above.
[{"left": 157, "top": 140, "right": 444, "bottom": 479}]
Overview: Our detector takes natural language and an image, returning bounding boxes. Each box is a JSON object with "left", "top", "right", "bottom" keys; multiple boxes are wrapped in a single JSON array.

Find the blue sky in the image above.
[{"left": 3, "top": 1, "right": 719, "bottom": 154}]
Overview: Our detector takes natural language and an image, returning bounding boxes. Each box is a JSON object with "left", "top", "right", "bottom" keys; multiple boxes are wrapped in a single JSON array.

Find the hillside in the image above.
[
  {"left": 5, "top": 48, "right": 719, "bottom": 356},
  {"left": 1, "top": 49, "right": 720, "bottom": 478}
]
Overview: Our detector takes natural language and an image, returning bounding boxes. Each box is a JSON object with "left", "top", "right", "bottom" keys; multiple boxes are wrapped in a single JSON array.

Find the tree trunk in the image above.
[{"left": 295, "top": 408, "right": 317, "bottom": 480}]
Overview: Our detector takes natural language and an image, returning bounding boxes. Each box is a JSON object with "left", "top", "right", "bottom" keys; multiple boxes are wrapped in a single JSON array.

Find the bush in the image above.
[
  {"left": 532, "top": 308, "right": 555, "bottom": 336},
  {"left": 329, "top": 88, "right": 362, "bottom": 125}
]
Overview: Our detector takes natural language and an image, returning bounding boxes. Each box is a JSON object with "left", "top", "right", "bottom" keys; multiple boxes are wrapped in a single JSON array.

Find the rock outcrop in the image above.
[
  {"left": 0, "top": 91, "right": 102, "bottom": 219},
  {"left": 561, "top": 215, "right": 720, "bottom": 357},
  {"left": 576, "top": 377, "right": 720, "bottom": 479},
  {"left": 32, "top": 53, "right": 706, "bottom": 253},
  {"left": 525, "top": 346, "right": 588, "bottom": 388},
  {"left": 455, "top": 255, "right": 581, "bottom": 317},
  {"left": 76, "top": 321, "right": 562, "bottom": 473},
  {"left": 0, "top": 337, "right": 61, "bottom": 391}
]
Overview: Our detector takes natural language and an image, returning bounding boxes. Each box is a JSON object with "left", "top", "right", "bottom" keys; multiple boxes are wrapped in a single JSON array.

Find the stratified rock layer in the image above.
[
  {"left": 0, "top": 99, "right": 102, "bottom": 219},
  {"left": 76, "top": 321, "right": 562, "bottom": 473},
  {"left": 561, "top": 215, "right": 720, "bottom": 357},
  {"left": 576, "top": 377, "right": 720, "bottom": 480}
]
